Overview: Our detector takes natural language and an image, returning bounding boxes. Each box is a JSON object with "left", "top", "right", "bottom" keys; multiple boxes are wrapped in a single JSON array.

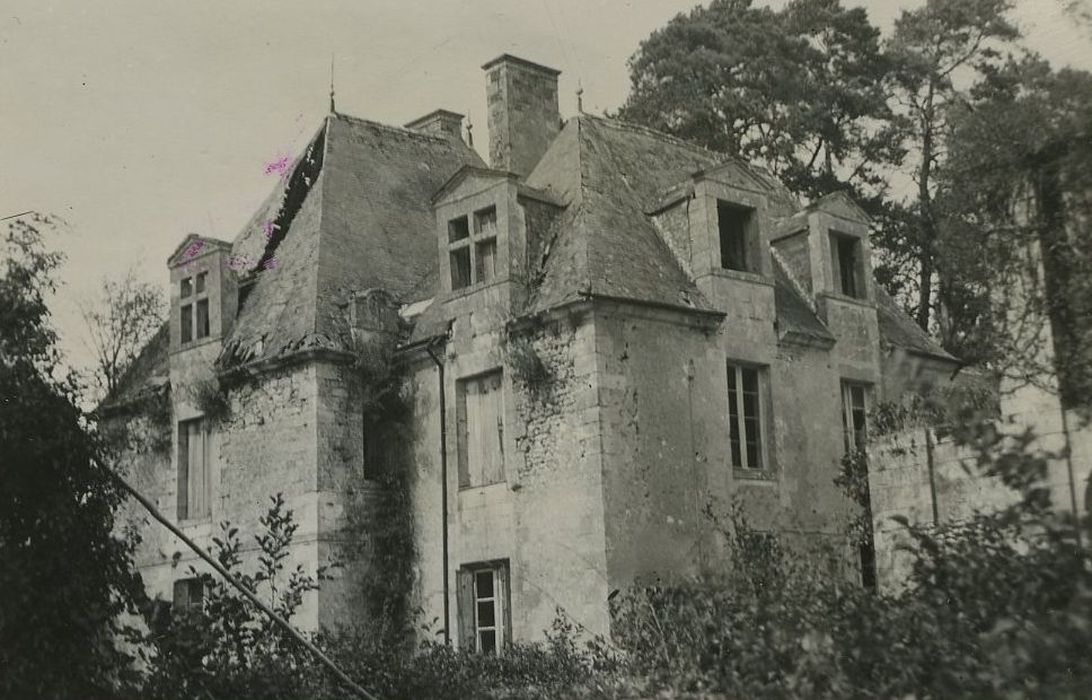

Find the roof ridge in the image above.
[
  {"left": 577, "top": 113, "right": 724, "bottom": 164},
  {"left": 332, "top": 111, "right": 461, "bottom": 145}
]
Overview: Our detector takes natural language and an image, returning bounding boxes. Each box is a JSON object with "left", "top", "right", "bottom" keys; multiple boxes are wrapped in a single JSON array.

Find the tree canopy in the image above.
[{"left": 0, "top": 216, "right": 144, "bottom": 698}]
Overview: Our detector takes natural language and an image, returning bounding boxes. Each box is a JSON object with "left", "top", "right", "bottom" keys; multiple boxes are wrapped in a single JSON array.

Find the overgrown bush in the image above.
[{"left": 186, "top": 376, "right": 231, "bottom": 424}]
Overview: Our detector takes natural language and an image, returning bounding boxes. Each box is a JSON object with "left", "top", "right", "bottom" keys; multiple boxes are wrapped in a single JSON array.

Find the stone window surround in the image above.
[
  {"left": 695, "top": 178, "right": 772, "bottom": 280},
  {"left": 841, "top": 380, "right": 871, "bottom": 453},
  {"left": 448, "top": 205, "right": 499, "bottom": 292},
  {"left": 455, "top": 368, "right": 507, "bottom": 491},
  {"left": 726, "top": 359, "right": 776, "bottom": 478},
  {"left": 457, "top": 558, "right": 511, "bottom": 655},
  {"left": 179, "top": 270, "right": 210, "bottom": 346}
]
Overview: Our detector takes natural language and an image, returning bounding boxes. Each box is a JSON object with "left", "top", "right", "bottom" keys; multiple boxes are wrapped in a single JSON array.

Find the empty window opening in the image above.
[
  {"left": 727, "top": 363, "right": 766, "bottom": 470},
  {"left": 449, "top": 215, "right": 470, "bottom": 243},
  {"left": 718, "top": 201, "right": 756, "bottom": 272},
  {"left": 831, "top": 233, "right": 864, "bottom": 298},
  {"left": 457, "top": 371, "right": 505, "bottom": 488},
  {"left": 181, "top": 277, "right": 193, "bottom": 298},
  {"left": 195, "top": 271, "right": 207, "bottom": 294},
  {"left": 178, "top": 418, "right": 211, "bottom": 520},
  {"left": 474, "top": 207, "right": 498, "bottom": 238},
  {"left": 458, "top": 560, "right": 510, "bottom": 654}
]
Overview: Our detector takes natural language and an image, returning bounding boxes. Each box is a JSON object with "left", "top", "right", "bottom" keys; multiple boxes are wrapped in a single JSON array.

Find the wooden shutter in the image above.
[
  {"left": 177, "top": 423, "right": 189, "bottom": 519},
  {"left": 497, "top": 562, "right": 511, "bottom": 652},
  {"left": 187, "top": 420, "right": 208, "bottom": 519},
  {"left": 479, "top": 374, "right": 504, "bottom": 485},
  {"left": 456, "top": 568, "right": 475, "bottom": 649}
]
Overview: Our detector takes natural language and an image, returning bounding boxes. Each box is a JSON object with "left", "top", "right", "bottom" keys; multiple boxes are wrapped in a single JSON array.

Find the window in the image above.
[
  {"left": 457, "top": 371, "right": 505, "bottom": 488},
  {"left": 831, "top": 233, "right": 864, "bottom": 298},
  {"left": 173, "top": 577, "right": 204, "bottom": 613},
  {"left": 178, "top": 418, "right": 211, "bottom": 520},
  {"left": 457, "top": 561, "right": 510, "bottom": 654},
  {"left": 841, "top": 382, "right": 869, "bottom": 452},
  {"left": 449, "top": 215, "right": 470, "bottom": 243},
  {"left": 727, "top": 363, "right": 767, "bottom": 470},
  {"left": 450, "top": 248, "right": 472, "bottom": 289},
  {"left": 196, "top": 299, "right": 210, "bottom": 339},
  {"left": 180, "top": 304, "right": 193, "bottom": 344},
  {"left": 448, "top": 206, "right": 500, "bottom": 291},
  {"left": 718, "top": 200, "right": 756, "bottom": 272},
  {"left": 475, "top": 238, "right": 497, "bottom": 284},
  {"left": 179, "top": 269, "right": 212, "bottom": 344}
]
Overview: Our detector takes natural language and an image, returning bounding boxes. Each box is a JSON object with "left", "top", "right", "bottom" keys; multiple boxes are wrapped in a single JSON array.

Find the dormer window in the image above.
[
  {"left": 180, "top": 272, "right": 211, "bottom": 344},
  {"left": 448, "top": 206, "right": 499, "bottom": 291},
  {"left": 830, "top": 232, "right": 864, "bottom": 299},
  {"left": 717, "top": 200, "right": 758, "bottom": 273}
]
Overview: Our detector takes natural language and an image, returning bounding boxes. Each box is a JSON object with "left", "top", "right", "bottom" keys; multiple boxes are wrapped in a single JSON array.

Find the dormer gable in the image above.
[
  {"left": 433, "top": 166, "right": 562, "bottom": 308},
  {"left": 168, "top": 234, "right": 238, "bottom": 353}
]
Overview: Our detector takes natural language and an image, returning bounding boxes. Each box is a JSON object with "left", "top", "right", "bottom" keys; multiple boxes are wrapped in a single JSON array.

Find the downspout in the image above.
[
  {"left": 426, "top": 340, "right": 451, "bottom": 644},
  {"left": 1060, "top": 405, "right": 1083, "bottom": 547}
]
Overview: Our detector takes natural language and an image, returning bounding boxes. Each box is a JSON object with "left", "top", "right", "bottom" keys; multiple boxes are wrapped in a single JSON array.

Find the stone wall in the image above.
[
  {"left": 868, "top": 412, "right": 1092, "bottom": 590},
  {"left": 121, "top": 360, "right": 338, "bottom": 632}
]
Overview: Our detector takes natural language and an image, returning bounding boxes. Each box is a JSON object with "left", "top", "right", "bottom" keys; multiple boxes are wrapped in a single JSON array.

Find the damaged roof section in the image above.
[{"left": 218, "top": 113, "right": 485, "bottom": 368}]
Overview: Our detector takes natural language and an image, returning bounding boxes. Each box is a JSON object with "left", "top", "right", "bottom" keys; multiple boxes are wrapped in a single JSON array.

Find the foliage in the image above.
[
  {"left": 504, "top": 333, "right": 553, "bottom": 395},
  {"left": 81, "top": 266, "right": 166, "bottom": 401},
  {"left": 186, "top": 375, "right": 232, "bottom": 424},
  {"left": 935, "top": 55, "right": 1092, "bottom": 405},
  {"left": 0, "top": 214, "right": 145, "bottom": 699},
  {"left": 834, "top": 448, "right": 873, "bottom": 548},
  {"left": 140, "top": 494, "right": 333, "bottom": 700},
  {"left": 618, "top": 0, "right": 898, "bottom": 206}
]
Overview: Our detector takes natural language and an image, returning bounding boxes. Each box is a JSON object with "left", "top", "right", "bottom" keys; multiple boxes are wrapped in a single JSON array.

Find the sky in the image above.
[{"left": 2, "top": 0, "right": 1089, "bottom": 372}]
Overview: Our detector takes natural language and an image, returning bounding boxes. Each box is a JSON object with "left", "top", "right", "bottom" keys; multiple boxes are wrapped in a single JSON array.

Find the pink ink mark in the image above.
[
  {"left": 262, "top": 220, "right": 277, "bottom": 241},
  {"left": 264, "top": 154, "right": 292, "bottom": 178},
  {"left": 228, "top": 254, "right": 253, "bottom": 272},
  {"left": 262, "top": 257, "right": 279, "bottom": 270},
  {"left": 181, "top": 240, "right": 205, "bottom": 260}
]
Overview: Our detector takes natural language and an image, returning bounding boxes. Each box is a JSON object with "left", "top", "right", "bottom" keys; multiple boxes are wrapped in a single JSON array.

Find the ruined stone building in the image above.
[{"left": 106, "top": 55, "right": 958, "bottom": 649}]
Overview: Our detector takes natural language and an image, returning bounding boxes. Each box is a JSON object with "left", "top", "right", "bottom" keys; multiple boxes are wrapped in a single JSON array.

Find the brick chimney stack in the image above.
[{"left": 482, "top": 55, "right": 561, "bottom": 178}]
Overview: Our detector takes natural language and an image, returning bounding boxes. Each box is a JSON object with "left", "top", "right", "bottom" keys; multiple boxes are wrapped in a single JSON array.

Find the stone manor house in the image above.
[{"left": 107, "top": 55, "right": 959, "bottom": 650}]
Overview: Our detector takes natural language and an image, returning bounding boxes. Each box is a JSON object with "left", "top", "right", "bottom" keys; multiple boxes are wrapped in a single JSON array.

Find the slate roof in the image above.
[
  {"left": 101, "top": 321, "right": 170, "bottom": 409},
  {"left": 219, "top": 113, "right": 484, "bottom": 367},
  {"left": 109, "top": 108, "right": 953, "bottom": 404},
  {"left": 874, "top": 285, "right": 956, "bottom": 361}
]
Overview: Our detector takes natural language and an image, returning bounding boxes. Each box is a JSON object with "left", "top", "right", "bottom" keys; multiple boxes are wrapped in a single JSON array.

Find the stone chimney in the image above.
[
  {"left": 482, "top": 54, "right": 561, "bottom": 178},
  {"left": 405, "top": 109, "right": 465, "bottom": 141}
]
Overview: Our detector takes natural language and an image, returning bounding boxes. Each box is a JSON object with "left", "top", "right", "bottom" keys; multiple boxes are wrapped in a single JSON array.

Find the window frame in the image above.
[
  {"left": 726, "top": 361, "right": 771, "bottom": 472},
  {"left": 173, "top": 577, "right": 205, "bottom": 613},
  {"left": 179, "top": 269, "right": 212, "bottom": 345},
  {"left": 457, "top": 559, "right": 511, "bottom": 655},
  {"left": 447, "top": 205, "right": 500, "bottom": 292},
  {"left": 830, "top": 232, "right": 865, "bottom": 300},
  {"left": 717, "top": 199, "right": 758, "bottom": 273},
  {"left": 841, "top": 381, "right": 870, "bottom": 453}
]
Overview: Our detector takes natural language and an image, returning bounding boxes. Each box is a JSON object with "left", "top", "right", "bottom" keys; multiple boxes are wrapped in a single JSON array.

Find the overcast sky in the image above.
[{"left": 2, "top": 0, "right": 1089, "bottom": 371}]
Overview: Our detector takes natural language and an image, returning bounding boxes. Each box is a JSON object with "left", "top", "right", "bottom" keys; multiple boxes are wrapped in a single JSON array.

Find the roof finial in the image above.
[
  {"left": 576, "top": 83, "right": 584, "bottom": 113},
  {"left": 329, "top": 53, "right": 336, "bottom": 114},
  {"left": 466, "top": 110, "right": 474, "bottom": 147}
]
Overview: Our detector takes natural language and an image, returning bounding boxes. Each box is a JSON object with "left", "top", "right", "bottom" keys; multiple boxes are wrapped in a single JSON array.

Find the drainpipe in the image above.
[
  {"left": 925, "top": 427, "right": 940, "bottom": 526},
  {"left": 426, "top": 340, "right": 451, "bottom": 644},
  {"left": 1060, "top": 405, "right": 1083, "bottom": 547}
]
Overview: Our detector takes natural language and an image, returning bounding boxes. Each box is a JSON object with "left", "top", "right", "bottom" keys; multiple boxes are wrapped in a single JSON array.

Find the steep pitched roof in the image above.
[
  {"left": 874, "top": 285, "right": 957, "bottom": 362},
  {"left": 219, "top": 113, "right": 485, "bottom": 366},
  {"left": 524, "top": 116, "right": 724, "bottom": 314}
]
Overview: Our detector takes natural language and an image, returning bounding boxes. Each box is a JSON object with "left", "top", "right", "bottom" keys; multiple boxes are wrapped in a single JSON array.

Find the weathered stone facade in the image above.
[{"left": 109, "top": 54, "right": 960, "bottom": 648}]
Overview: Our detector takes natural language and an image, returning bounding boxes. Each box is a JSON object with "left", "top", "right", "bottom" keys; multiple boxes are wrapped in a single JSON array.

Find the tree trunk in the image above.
[{"left": 915, "top": 88, "right": 937, "bottom": 331}]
